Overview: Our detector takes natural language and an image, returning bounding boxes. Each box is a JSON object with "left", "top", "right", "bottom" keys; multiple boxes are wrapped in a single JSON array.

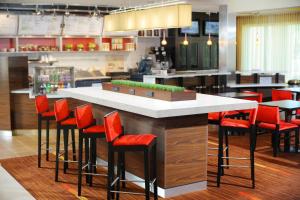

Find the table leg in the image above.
[{"left": 284, "top": 111, "right": 292, "bottom": 152}]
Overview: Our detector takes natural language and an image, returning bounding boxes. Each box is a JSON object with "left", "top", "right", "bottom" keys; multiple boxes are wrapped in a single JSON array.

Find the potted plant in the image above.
[
  {"left": 88, "top": 42, "right": 97, "bottom": 51},
  {"left": 77, "top": 43, "right": 84, "bottom": 51},
  {"left": 65, "top": 43, "right": 73, "bottom": 51}
]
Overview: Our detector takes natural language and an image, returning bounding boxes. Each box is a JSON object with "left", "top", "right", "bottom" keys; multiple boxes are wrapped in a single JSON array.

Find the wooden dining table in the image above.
[{"left": 260, "top": 100, "right": 300, "bottom": 152}]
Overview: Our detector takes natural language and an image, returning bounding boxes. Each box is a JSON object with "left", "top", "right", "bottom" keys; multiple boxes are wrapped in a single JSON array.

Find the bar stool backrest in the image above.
[
  {"left": 54, "top": 99, "right": 70, "bottom": 122},
  {"left": 272, "top": 90, "right": 292, "bottom": 101},
  {"left": 256, "top": 105, "right": 280, "bottom": 125},
  {"left": 248, "top": 108, "right": 258, "bottom": 125},
  {"left": 75, "top": 104, "right": 94, "bottom": 129},
  {"left": 243, "top": 91, "right": 263, "bottom": 103},
  {"left": 35, "top": 95, "right": 49, "bottom": 114},
  {"left": 103, "top": 111, "right": 122, "bottom": 143}
]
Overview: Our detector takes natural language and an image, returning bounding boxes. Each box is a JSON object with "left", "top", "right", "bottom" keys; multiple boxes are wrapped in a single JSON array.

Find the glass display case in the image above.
[{"left": 33, "top": 66, "right": 74, "bottom": 95}]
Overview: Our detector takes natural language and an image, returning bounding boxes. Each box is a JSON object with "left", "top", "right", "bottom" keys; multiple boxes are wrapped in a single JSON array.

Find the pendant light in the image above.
[
  {"left": 161, "top": 29, "right": 167, "bottom": 46},
  {"left": 206, "top": 12, "right": 212, "bottom": 46},
  {"left": 6, "top": 8, "right": 10, "bottom": 18},
  {"left": 183, "top": 33, "right": 189, "bottom": 45},
  {"left": 255, "top": 14, "right": 260, "bottom": 46}
]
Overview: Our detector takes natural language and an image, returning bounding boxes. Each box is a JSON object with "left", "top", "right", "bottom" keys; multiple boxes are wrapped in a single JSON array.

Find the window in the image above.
[{"left": 237, "top": 13, "right": 300, "bottom": 81}]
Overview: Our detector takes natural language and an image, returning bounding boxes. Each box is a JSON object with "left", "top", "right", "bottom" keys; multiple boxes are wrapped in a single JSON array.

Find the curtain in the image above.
[{"left": 237, "top": 12, "right": 300, "bottom": 81}]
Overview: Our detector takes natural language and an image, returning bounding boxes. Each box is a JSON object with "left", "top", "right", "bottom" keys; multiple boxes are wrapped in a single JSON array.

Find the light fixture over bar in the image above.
[{"left": 104, "top": 3, "right": 192, "bottom": 32}]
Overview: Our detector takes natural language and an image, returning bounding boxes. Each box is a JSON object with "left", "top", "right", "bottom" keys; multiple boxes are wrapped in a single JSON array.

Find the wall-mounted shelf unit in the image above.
[{"left": 0, "top": 36, "right": 137, "bottom": 54}]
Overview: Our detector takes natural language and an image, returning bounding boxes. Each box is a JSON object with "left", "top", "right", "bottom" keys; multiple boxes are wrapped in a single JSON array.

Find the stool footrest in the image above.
[
  {"left": 208, "top": 147, "right": 218, "bottom": 150},
  {"left": 63, "top": 160, "right": 78, "bottom": 163},
  {"left": 208, "top": 154, "right": 218, "bottom": 157},
  {"left": 82, "top": 172, "right": 107, "bottom": 177},
  {"left": 221, "top": 164, "right": 250, "bottom": 168}
]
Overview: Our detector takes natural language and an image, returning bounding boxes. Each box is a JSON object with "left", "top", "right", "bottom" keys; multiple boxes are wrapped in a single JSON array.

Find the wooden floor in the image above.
[{"left": 0, "top": 127, "right": 299, "bottom": 200}]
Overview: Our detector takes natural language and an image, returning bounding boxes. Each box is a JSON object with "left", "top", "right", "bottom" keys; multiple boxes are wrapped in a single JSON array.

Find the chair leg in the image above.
[
  {"left": 78, "top": 133, "right": 83, "bottom": 197},
  {"left": 89, "top": 138, "right": 94, "bottom": 187},
  {"left": 153, "top": 143, "right": 158, "bottom": 200},
  {"left": 225, "top": 131, "right": 229, "bottom": 168},
  {"left": 85, "top": 138, "right": 90, "bottom": 184},
  {"left": 273, "top": 132, "right": 279, "bottom": 157},
  {"left": 93, "top": 138, "right": 97, "bottom": 173},
  {"left": 37, "top": 116, "right": 42, "bottom": 168},
  {"left": 116, "top": 152, "right": 121, "bottom": 200},
  {"left": 107, "top": 146, "right": 114, "bottom": 200},
  {"left": 121, "top": 152, "right": 126, "bottom": 188},
  {"left": 295, "top": 129, "right": 299, "bottom": 153},
  {"left": 217, "top": 127, "right": 224, "bottom": 187},
  {"left": 144, "top": 149, "right": 150, "bottom": 200},
  {"left": 46, "top": 119, "right": 50, "bottom": 161},
  {"left": 55, "top": 126, "right": 61, "bottom": 182},
  {"left": 250, "top": 127, "right": 255, "bottom": 189},
  {"left": 63, "top": 128, "right": 69, "bottom": 173},
  {"left": 71, "top": 128, "right": 77, "bottom": 161}
]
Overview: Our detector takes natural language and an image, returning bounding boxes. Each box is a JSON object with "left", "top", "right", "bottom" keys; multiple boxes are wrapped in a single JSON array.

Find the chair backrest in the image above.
[
  {"left": 103, "top": 111, "right": 123, "bottom": 143},
  {"left": 54, "top": 99, "right": 70, "bottom": 122},
  {"left": 272, "top": 90, "right": 292, "bottom": 101},
  {"left": 248, "top": 108, "right": 258, "bottom": 125},
  {"left": 75, "top": 104, "right": 94, "bottom": 129},
  {"left": 35, "top": 95, "right": 49, "bottom": 114},
  {"left": 243, "top": 91, "right": 263, "bottom": 103},
  {"left": 256, "top": 105, "right": 280, "bottom": 124}
]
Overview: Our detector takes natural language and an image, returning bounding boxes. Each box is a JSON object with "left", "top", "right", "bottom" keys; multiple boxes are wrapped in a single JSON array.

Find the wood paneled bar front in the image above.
[{"left": 59, "top": 87, "right": 257, "bottom": 198}]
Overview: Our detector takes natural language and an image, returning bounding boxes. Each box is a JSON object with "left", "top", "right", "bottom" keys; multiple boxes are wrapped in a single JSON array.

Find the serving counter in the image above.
[{"left": 59, "top": 87, "right": 257, "bottom": 198}]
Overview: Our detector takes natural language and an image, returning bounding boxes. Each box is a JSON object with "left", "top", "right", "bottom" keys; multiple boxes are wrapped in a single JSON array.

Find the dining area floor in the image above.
[{"left": 0, "top": 127, "right": 299, "bottom": 200}]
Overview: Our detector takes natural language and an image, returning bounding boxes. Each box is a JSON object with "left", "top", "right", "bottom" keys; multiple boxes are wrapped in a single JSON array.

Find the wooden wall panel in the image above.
[
  {"left": 0, "top": 57, "right": 11, "bottom": 130},
  {"left": 8, "top": 57, "right": 29, "bottom": 91},
  {"left": 165, "top": 125, "right": 207, "bottom": 188}
]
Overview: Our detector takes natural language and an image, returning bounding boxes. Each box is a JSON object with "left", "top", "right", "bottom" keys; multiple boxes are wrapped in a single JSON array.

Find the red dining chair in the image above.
[
  {"left": 217, "top": 108, "right": 257, "bottom": 188},
  {"left": 54, "top": 99, "right": 77, "bottom": 182},
  {"left": 75, "top": 104, "right": 106, "bottom": 196},
  {"left": 256, "top": 105, "right": 298, "bottom": 157},
  {"left": 104, "top": 111, "right": 158, "bottom": 200},
  {"left": 272, "top": 90, "right": 292, "bottom": 101},
  {"left": 35, "top": 95, "right": 56, "bottom": 168}
]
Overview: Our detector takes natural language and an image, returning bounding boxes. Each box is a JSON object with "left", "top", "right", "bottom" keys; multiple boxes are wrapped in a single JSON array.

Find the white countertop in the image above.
[
  {"left": 228, "top": 83, "right": 287, "bottom": 88},
  {"left": 143, "top": 70, "right": 231, "bottom": 79},
  {"left": 58, "top": 87, "right": 257, "bottom": 118}
]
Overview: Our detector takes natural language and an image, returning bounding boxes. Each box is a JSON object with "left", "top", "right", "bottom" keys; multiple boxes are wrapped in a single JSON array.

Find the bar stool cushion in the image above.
[
  {"left": 41, "top": 111, "right": 55, "bottom": 117},
  {"left": 291, "top": 119, "right": 300, "bottom": 125},
  {"left": 221, "top": 118, "right": 250, "bottom": 129},
  {"left": 83, "top": 125, "right": 105, "bottom": 134},
  {"left": 208, "top": 112, "right": 220, "bottom": 121},
  {"left": 258, "top": 121, "right": 297, "bottom": 131},
  {"left": 61, "top": 118, "right": 77, "bottom": 126},
  {"left": 226, "top": 111, "right": 240, "bottom": 116},
  {"left": 113, "top": 134, "right": 156, "bottom": 147}
]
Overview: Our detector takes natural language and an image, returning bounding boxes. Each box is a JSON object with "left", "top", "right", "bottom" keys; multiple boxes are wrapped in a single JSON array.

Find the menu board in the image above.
[
  {"left": 63, "top": 16, "right": 103, "bottom": 36},
  {"left": 0, "top": 14, "right": 18, "bottom": 35},
  {"left": 18, "top": 15, "right": 63, "bottom": 35}
]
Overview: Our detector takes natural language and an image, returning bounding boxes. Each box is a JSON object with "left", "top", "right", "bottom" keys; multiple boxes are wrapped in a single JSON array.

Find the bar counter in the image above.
[{"left": 59, "top": 87, "right": 257, "bottom": 198}]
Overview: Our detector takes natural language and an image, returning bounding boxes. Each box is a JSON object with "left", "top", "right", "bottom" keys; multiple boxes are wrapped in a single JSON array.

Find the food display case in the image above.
[{"left": 33, "top": 66, "right": 74, "bottom": 95}]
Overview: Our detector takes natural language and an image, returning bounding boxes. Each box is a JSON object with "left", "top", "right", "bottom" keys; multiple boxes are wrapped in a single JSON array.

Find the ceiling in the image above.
[{"left": 0, "top": 0, "right": 226, "bottom": 12}]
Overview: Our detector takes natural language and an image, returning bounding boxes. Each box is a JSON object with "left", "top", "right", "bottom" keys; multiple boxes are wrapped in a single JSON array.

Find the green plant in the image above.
[
  {"left": 65, "top": 43, "right": 73, "bottom": 50},
  {"left": 88, "top": 42, "right": 96, "bottom": 49},
  {"left": 111, "top": 80, "right": 185, "bottom": 92},
  {"left": 77, "top": 43, "right": 84, "bottom": 49}
]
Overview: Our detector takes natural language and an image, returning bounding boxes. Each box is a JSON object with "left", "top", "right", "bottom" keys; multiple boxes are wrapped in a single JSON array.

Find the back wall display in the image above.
[
  {"left": 63, "top": 16, "right": 103, "bottom": 36},
  {"left": 0, "top": 14, "right": 18, "bottom": 35},
  {"left": 18, "top": 15, "right": 63, "bottom": 35}
]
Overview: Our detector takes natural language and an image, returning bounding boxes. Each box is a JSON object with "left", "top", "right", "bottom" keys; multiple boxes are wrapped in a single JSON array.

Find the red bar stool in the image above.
[
  {"left": 35, "top": 95, "right": 56, "bottom": 168},
  {"left": 54, "top": 99, "right": 77, "bottom": 182},
  {"left": 239, "top": 91, "right": 263, "bottom": 118},
  {"left": 74, "top": 104, "right": 106, "bottom": 197},
  {"left": 217, "top": 108, "right": 257, "bottom": 188},
  {"left": 272, "top": 90, "right": 292, "bottom": 101},
  {"left": 104, "top": 111, "right": 158, "bottom": 200},
  {"left": 256, "top": 105, "right": 298, "bottom": 156}
]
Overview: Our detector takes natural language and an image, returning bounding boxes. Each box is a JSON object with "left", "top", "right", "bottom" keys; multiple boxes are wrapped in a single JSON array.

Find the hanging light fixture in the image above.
[
  {"left": 255, "top": 14, "right": 260, "bottom": 46},
  {"left": 104, "top": 3, "right": 192, "bottom": 32},
  {"left": 161, "top": 29, "right": 167, "bottom": 45},
  {"left": 6, "top": 8, "right": 9, "bottom": 18},
  {"left": 65, "top": 4, "right": 70, "bottom": 16},
  {"left": 35, "top": 5, "right": 41, "bottom": 15},
  {"left": 183, "top": 33, "right": 189, "bottom": 45},
  {"left": 206, "top": 12, "right": 212, "bottom": 46}
]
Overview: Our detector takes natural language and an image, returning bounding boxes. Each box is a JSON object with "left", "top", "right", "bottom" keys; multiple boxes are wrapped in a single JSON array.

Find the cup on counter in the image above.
[{"left": 1, "top": 48, "right": 7, "bottom": 52}]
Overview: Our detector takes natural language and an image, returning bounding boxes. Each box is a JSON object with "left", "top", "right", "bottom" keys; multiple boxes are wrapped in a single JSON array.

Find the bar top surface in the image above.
[{"left": 59, "top": 87, "right": 257, "bottom": 118}]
